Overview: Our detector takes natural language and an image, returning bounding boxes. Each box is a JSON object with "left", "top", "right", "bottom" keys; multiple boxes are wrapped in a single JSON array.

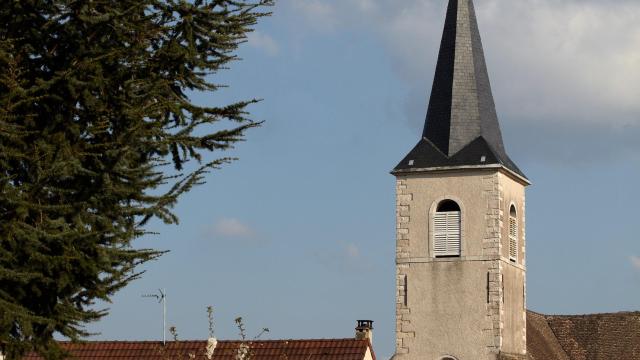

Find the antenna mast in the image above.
[{"left": 142, "top": 288, "right": 167, "bottom": 345}]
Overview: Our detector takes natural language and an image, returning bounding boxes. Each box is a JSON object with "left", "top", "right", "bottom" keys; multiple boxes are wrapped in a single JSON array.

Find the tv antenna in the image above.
[{"left": 142, "top": 288, "right": 167, "bottom": 345}]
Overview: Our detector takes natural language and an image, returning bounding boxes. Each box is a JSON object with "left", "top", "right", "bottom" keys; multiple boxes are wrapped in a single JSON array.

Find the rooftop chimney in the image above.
[{"left": 355, "top": 320, "right": 373, "bottom": 342}]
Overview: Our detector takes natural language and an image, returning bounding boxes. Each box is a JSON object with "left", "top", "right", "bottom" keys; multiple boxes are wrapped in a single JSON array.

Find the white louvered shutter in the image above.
[
  {"left": 509, "top": 216, "right": 518, "bottom": 261},
  {"left": 433, "top": 213, "right": 448, "bottom": 256},
  {"left": 433, "top": 211, "right": 461, "bottom": 257}
]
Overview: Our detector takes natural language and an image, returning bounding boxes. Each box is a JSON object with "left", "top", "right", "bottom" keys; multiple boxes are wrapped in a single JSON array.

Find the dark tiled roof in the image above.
[
  {"left": 394, "top": 0, "right": 526, "bottom": 180},
  {"left": 21, "top": 339, "right": 375, "bottom": 360},
  {"left": 545, "top": 312, "right": 640, "bottom": 360},
  {"left": 392, "top": 137, "right": 526, "bottom": 179},
  {"left": 526, "top": 311, "right": 570, "bottom": 360},
  {"left": 526, "top": 310, "right": 640, "bottom": 360}
]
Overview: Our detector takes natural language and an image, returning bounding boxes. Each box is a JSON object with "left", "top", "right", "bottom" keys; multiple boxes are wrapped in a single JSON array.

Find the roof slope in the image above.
[
  {"left": 21, "top": 338, "right": 374, "bottom": 360},
  {"left": 526, "top": 311, "right": 570, "bottom": 360},
  {"left": 545, "top": 312, "right": 640, "bottom": 360},
  {"left": 393, "top": 0, "right": 526, "bottom": 180},
  {"left": 393, "top": 137, "right": 523, "bottom": 178},
  {"left": 20, "top": 312, "right": 640, "bottom": 359}
]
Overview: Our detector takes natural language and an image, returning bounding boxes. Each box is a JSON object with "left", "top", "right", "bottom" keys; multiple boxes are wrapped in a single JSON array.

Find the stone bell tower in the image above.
[{"left": 391, "top": 1, "right": 530, "bottom": 359}]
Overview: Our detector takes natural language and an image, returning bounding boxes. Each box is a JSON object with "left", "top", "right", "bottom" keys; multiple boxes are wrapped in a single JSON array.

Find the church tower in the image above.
[{"left": 392, "top": 1, "right": 530, "bottom": 359}]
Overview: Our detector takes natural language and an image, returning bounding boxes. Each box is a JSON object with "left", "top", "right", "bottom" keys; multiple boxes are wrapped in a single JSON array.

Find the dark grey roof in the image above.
[
  {"left": 393, "top": 0, "right": 527, "bottom": 180},
  {"left": 394, "top": 137, "right": 524, "bottom": 176}
]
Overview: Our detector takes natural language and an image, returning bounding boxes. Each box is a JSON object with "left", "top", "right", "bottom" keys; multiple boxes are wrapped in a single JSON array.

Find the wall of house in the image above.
[
  {"left": 364, "top": 347, "right": 374, "bottom": 360},
  {"left": 498, "top": 173, "right": 527, "bottom": 355},
  {"left": 399, "top": 260, "right": 498, "bottom": 360},
  {"left": 499, "top": 172, "right": 527, "bottom": 266},
  {"left": 395, "top": 168, "right": 527, "bottom": 360},
  {"left": 501, "top": 263, "right": 526, "bottom": 355}
]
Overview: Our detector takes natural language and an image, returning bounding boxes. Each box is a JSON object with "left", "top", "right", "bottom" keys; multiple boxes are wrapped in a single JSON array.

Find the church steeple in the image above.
[
  {"left": 391, "top": 2, "right": 529, "bottom": 359},
  {"left": 393, "top": 0, "right": 527, "bottom": 181}
]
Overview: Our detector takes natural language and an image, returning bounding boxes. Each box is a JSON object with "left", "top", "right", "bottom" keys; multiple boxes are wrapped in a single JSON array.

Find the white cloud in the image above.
[
  {"left": 477, "top": 0, "right": 640, "bottom": 126},
  {"left": 247, "top": 30, "right": 279, "bottom": 56},
  {"left": 631, "top": 256, "right": 640, "bottom": 270},
  {"left": 345, "top": 243, "right": 360, "bottom": 259},
  {"left": 211, "top": 218, "right": 255, "bottom": 238},
  {"left": 311, "top": 242, "right": 370, "bottom": 272},
  {"left": 350, "top": 0, "right": 376, "bottom": 13},
  {"left": 289, "top": 0, "right": 337, "bottom": 32},
  {"left": 286, "top": 0, "right": 640, "bottom": 127}
]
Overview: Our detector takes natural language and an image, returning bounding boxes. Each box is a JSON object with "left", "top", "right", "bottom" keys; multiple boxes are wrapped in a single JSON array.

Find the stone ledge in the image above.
[
  {"left": 395, "top": 256, "right": 527, "bottom": 270},
  {"left": 497, "top": 352, "right": 528, "bottom": 360}
]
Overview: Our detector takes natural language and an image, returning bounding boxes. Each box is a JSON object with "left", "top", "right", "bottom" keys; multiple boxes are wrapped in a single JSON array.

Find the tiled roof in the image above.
[
  {"left": 526, "top": 311, "right": 570, "bottom": 360},
  {"left": 20, "top": 312, "right": 640, "bottom": 360},
  {"left": 21, "top": 338, "right": 374, "bottom": 360},
  {"left": 545, "top": 311, "right": 640, "bottom": 360},
  {"left": 392, "top": 136, "right": 526, "bottom": 181},
  {"left": 526, "top": 310, "right": 640, "bottom": 360}
]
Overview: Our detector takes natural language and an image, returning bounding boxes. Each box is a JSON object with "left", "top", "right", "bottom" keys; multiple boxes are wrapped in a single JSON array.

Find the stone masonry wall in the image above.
[
  {"left": 394, "top": 172, "right": 526, "bottom": 358},
  {"left": 483, "top": 173, "right": 504, "bottom": 355},
  {"left": 395, "top": 178, "right": 413, "bottom": 355},
  {"left": 520, "top": 181, "right": 528, "bottom": 350}
]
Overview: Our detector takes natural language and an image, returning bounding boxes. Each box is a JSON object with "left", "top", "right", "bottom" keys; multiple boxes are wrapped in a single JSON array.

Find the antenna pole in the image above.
[
  {"left": 162, "top": 288, "right": 166, "bottom": 345},
  {"left": 142, "top": 289, "right": 167, "bottom": 345}
]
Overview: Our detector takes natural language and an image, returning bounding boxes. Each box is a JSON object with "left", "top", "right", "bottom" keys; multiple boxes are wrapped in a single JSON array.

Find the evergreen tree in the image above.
[{"left": 0, "top": 0, "right": 272, "bottom": 358}]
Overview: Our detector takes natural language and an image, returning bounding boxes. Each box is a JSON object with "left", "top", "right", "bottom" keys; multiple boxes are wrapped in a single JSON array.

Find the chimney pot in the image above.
[{"left": 355, "top": 320, "right": 373, "bottom": 342}]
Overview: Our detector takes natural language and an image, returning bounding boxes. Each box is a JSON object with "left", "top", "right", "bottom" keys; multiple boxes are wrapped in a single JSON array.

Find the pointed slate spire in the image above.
[{"left": 394, "top": 0, "right": 527, "bottom": 181}]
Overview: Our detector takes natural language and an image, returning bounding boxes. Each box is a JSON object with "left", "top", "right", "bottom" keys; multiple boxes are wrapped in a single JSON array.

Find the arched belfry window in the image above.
[
  {"left": 509, "top": 205, "right": 518, "bottom": 262},
  {"left": 433, "top": 200, "right": 461, "bottom": 257},
  {"left": 439, "top": 356, "right": 458, "bottom": 360}
]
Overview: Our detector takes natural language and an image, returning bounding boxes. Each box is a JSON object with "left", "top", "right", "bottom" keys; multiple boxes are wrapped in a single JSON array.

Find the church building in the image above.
[{"left": 390, "top": 0, "right": 640, "bottom": 359}]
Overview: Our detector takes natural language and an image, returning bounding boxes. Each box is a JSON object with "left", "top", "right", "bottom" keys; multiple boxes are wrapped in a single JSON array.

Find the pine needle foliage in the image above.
[{"left": 0, "top": 0, "right": 272, "bottom": 358}]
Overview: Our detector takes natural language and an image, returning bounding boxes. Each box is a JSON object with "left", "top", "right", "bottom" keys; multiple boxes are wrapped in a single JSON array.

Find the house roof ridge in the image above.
[
  {"left": 544, "top": 310, "right": 640, "bottom": 318},
  {"left": 53, "top": 338, "right": 368, "bottom": 344}
]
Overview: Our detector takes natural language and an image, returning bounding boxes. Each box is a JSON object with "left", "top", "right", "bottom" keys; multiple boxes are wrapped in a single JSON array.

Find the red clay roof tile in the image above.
[{"left": 22, "top": 338, "right": 373, "bottom": 360}]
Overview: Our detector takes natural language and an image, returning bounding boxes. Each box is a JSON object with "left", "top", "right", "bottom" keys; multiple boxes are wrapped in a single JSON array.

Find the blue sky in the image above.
[{"left": 87, "top": 1, "right": 640, "bottom": 358}]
